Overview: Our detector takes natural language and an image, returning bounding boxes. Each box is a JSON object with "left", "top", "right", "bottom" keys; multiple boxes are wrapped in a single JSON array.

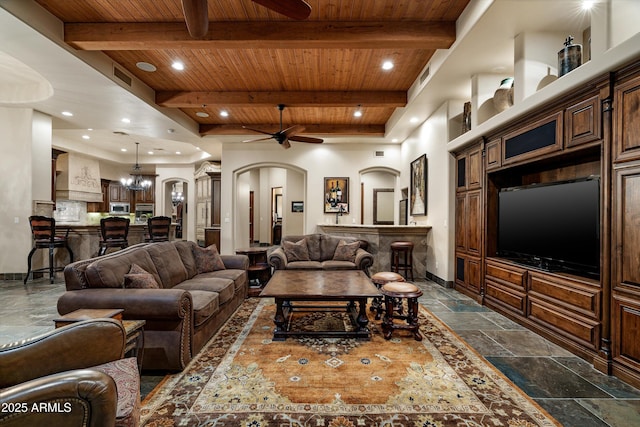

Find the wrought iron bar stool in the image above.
[
  {"left": 381, "top": 281, "right": 423, "bottom": 341},
  {"left": 99, "top": 217, "right": 130, "bottom": 256},
  {"left": 24, "top": 216, "right": 74, "bottom": 284},
  {"left": 145, "top": 216, "right": 171, "bottom": 242}
]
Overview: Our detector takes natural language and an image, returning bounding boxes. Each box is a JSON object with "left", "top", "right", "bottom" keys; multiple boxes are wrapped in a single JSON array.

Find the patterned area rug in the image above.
[{"left": 141, "top": 298, "right": 560, "bottom": 426}]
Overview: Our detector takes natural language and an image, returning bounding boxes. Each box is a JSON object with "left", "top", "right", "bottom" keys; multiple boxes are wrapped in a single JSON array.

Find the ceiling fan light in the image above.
[{"left": 382, "top": 60, "right": 394, "bottom": 70}]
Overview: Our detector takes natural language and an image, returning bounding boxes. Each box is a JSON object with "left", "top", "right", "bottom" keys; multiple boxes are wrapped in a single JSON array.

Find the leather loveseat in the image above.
[
  {"left": 0, "top": 318, "right": 140, "bottom": 427},
  {"left": 57, "top": 241, "right": 249, "bottom": 371},
  {"left": 269, "top": 233, "right": 373, "bottom": 275}
]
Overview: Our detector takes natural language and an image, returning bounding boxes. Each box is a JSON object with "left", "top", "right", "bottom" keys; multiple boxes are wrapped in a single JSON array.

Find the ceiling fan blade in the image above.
[
  {"left": 251, "top": 0, "right": 311, "bottom": 20},
  {"left": 181, "top": 0, "right": 208, "bottom": 38},
  {"left": 281, "top": 125, "right": 306, "bottom": 137},
  {"left": 289, "top": 135, "right": 324, "bottom": 144},
  {"left": 242, "top": 136, "right": 274, "bottom": 143},
  {"left": 242, "top": 126, "right": 275, "bottom": 136}
]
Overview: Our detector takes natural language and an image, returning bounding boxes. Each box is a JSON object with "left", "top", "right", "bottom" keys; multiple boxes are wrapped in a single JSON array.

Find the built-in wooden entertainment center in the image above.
[{"left": 454, "top": 57, "right": 640, "bottom": 388}]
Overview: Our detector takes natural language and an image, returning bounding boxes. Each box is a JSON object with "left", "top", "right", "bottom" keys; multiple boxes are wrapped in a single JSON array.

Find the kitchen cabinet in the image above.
[
  {"left": 109, "top": 182, "right": 130, "bottom": 203},
  {"left": 87, "top": 179, "right": 111, "bottom": 213}
]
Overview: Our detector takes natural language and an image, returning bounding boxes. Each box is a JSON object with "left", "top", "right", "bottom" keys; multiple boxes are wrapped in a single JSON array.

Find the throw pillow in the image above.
[
  {"left": 124, "top": 263, "right": 160, "bottom": 289},
  {"left": 192, "top": 244, "right": 226, "bottom": 274},
  {"left": 283, "top": 238, "right": 310, "bottom": 262},
  {"left": 332, "top": 240, "right": 360, "bottom": 262}
]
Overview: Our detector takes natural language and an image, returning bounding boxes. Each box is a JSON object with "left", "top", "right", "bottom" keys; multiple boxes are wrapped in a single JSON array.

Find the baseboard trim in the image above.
[{"left": 426, "top": 270, "right": 454, "bottom": 288}]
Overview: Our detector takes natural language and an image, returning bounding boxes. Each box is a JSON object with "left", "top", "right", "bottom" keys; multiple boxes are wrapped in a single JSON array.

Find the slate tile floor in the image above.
[{"left": 2, "top": 276, "right": 640, "bottom": 426}]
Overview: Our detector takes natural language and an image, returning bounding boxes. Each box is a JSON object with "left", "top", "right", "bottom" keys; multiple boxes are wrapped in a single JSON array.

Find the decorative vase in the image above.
[
  {"left": 493, "top": 77, "right": 514, "bottom": 112},
  {"left": 558, "top": 35, "right": 582, "bottom": 77}
]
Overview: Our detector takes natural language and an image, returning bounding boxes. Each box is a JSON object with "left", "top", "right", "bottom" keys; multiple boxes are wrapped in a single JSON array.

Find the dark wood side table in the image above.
[
  {"left": 236, "top": 247, "right": 271, "bottom": 297},
  {"left": 54, "top": 309, "right": 145, "bottom": 371}
]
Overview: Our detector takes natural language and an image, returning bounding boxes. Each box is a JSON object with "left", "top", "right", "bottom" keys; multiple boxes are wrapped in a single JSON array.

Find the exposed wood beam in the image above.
[
  {"left": 200, "top": 123, "right": 385, "bottom": 136},
  {"left": 65, "top": 21, "right": 456, "bottom": 50},
  {"left": 157, "top": 91, "right": 406, "bottom": 108}
]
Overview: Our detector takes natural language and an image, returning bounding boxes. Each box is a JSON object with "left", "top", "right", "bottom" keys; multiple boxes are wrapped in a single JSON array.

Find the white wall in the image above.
[
  {"left": 0, "top": 107, "right": 37, "bottom": 274},
  {"left": 402, "top": 102, "right": 455, "bottom": 282}
]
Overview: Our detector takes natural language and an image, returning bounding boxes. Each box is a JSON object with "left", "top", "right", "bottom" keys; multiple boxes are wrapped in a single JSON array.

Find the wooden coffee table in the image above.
[{"left": 259, "top": 270, "right": 381, "bottom": 341}]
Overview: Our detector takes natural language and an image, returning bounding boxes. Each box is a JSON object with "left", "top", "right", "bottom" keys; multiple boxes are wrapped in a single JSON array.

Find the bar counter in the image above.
[{"left": 317, "top": 224, "right": 432, "bottom": 278}]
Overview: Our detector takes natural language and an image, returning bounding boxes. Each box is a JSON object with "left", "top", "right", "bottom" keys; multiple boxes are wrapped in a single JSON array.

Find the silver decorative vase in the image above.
[{"left": 493, "top": 77, "right": 514, "bottom": 112}]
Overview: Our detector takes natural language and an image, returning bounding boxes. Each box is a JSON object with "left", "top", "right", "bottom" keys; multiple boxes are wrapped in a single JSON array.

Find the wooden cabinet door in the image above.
[
  {"left": 466, "top": 190, "right": 482, "bottom": 257},
  {"left": 455, "top": 193, "right": 467, "bottom": 252},
  {"left": 614, "top": 73, "right": 640, "bottom": 163}
]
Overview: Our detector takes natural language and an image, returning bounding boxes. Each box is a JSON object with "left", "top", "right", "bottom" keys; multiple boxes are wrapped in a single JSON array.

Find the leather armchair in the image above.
[{"left": 0, "top": 319, "right": 140, "bottom": 427}]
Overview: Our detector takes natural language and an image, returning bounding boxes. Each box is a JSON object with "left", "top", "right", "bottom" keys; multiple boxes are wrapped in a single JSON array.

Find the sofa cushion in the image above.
[
  {"left": 332, "top": 239, "right": 360, "bottom": 262},
  {"left": 174, "top": 241, "right": 198, "bottom": 278},
  {"left": 321, "top": 260, "right": 358, "bottom": 270},
  {"left": 85, "top": 249, "right": 161, "bottom": 289},
  {"left": 206, "top": 269, "right": 247, "bottom": 294},
  {"left": 146, "top": 242, "right": 189, "bottom": 288},
  {"left": 283, "top": 238, "right": 310, "bottom": 262},
  {"left": 285, "top": 260, "right": 324, "bottom": 270},
  {"left": 123, "top": 263, "right": 160, "bottom": 289},
  {"left": 175, "top": 276, "right": 235, "bottom": 305},
  {"left": 92, "top": 357, "right": 140, "bottom": 426},
  {"left": 187, "top": 290, "right": 220, "bottom": 327},
  {"left": 193, "top": 244, "right": 226, "bottom": 273}
]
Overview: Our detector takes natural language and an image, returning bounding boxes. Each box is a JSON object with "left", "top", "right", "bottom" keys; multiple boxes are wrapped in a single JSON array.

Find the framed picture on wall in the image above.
[
  {"left": 410, "top": 154, "right": 427, "bottom": 216},
  {"left": 324, "top": 177, "right": 349, "bottom": 213},
  {"left": 291, "top": 201, "right": 304, "bottom": 212}
]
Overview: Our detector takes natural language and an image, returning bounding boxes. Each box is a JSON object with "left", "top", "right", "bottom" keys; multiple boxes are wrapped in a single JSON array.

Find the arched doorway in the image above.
[
  {"left": 234, "top": 163, "right": 306, "bottom": 249},
  {"left": 163, "top": 179, "right": 188, "bottom": 240}
]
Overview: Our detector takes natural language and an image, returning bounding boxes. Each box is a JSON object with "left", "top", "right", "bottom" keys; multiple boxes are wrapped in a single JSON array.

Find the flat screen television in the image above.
[{"left": 497, "top": 177, "right": 600, "bottom": 279}]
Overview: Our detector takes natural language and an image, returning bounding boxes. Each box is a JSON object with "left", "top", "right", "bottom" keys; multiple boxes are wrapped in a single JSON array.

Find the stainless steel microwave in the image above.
[{"left": 109, "top": 202, "right": 130, "bottom": 214}]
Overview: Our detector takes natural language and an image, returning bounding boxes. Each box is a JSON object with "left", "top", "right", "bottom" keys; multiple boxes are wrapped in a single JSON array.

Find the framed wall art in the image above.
[
  {"left": 291, "top": 201, "right": 304, "bottom": 212},
  {"left": 324, "top": 177, "right": 349, "bottom": 213},
  {"left": 410, "top": 154, "right": 427, "bottom": 216}
]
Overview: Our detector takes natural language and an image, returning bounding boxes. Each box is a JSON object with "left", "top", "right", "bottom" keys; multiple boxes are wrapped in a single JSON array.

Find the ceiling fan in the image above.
[
  {"left": 243, "top": 104, "right": 324, "bottom": 149},
  {"left": 181, "top": 0, "right": 312, "bottom": 38}
]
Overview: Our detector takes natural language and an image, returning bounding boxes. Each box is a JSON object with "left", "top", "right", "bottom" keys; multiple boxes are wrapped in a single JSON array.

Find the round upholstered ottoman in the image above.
[{"left": 381, "top": 281, "right": 423, "bottom": 341}]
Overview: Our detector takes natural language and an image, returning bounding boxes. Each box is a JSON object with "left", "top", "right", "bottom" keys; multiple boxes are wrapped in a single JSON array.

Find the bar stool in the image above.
[
  {"left": 145, "top": 216, "right": 171, "bottom": 242},
  {"left": 24, "top": 216, "right": 74, "bottom": 284},
  {"left": 390, "top": 241, "right": 414, "bottom": 281},
  {"left": 370, "top": 271, "right": 404, "bottom": 320},
  {"left": 381, "top": 281, "right": 423, "bottom": 341},
  {"left": 99, "top": 217, "right": 130, "bottom": 256}
]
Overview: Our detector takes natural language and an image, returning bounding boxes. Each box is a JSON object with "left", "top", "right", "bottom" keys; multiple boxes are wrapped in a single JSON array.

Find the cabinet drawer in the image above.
[
  {"left": 528, "top": 297, "right": 599, "bottom": 350},
  {"left": 485, "top": 279, "right": 526, "bottom": 315},
  {"left": 485, "top": 260, "right": 526, "bottom": 289},
  {"left": 528, "top": 272, "right": 600, "bottom": 319}
]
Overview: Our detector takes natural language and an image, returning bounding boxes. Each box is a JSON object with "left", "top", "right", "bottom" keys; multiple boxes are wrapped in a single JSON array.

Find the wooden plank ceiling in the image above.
[{"left": 36, "top": 0, "right": 469, "bottom": 139}]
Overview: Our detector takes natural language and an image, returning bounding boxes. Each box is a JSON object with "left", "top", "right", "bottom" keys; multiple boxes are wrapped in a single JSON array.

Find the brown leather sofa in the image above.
[
  {"left": 269, "top": 233, "right": 373, "bottom": 275},
  {"left": 57, "top": 241, "right": 249, "bottom": 371},
  {"left": 0, "top": 318, "right": 140, "bottom": 427}
]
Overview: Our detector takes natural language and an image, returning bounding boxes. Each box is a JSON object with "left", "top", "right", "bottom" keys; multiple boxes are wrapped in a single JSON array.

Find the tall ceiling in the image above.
[{"left": 34, "top": 0, "right": 469, "bottom": 145}]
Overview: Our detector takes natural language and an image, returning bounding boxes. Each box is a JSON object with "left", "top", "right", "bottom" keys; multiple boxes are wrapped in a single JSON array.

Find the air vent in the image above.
[
  {"left": 419, "top": 66, "right": 430, "bottom": 85},
  {"left": 113, "top": 66, "right": 132, "bottom": 86},
  {"left": 374, "top": 150, "right": 385, "bottom": 158}
]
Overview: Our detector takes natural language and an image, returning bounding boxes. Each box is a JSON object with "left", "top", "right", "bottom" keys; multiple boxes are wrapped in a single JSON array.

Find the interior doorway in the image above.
[{"left": 165, "top": 180, "right": 188, "bottom": 240}]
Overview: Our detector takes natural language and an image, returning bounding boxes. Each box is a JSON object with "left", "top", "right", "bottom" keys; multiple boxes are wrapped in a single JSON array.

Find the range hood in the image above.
[{"left": 55, "top": 153, "right": 102, "bottom": 203}]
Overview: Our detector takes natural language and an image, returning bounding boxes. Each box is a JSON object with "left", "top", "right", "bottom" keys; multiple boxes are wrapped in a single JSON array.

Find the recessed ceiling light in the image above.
[
  {"left": 136, "top": 61, "right": 157, "bottom": 72},
  {"left": 82, "top": 135, "right": 90, "bottom": 140},
  {"left": 392, "top": 138, "right": 399, "bottom": 143},
  {"left": 196, "top": 111, "right": 210, "bottom": 118},
  {"left": 61, "top": 111, "right": 73, "bottom": 117},
  {"left": 87, "top": 128, "right": 93, "bottom": 131},
  {"left": 582, "top": 0, "right": 594, "bottom": 10},
  {"left": 382, "top": 61, "right": 394, "bottom": 70},
  {"left": 175, "top": 151, "right": 181, "bottom": 155},
  {"left": 410, "top": 117, "right": 420, "bottom": 123},
  {"left": 354, "top": 110, "right": 362, "bottom": 118},
  {"left": 121, "top": 148, "right": 127, "bottom": 152},
  {"left": 220, "top": 110, "right": 229, "bottom": 117},
  {"left": 171, "top": 61, "right": 185, "bottom": 71},
  {"left": 148, "top": 151, "right": 154, "bottom": 155},
  {"left": 121, "top": 118, "right": 131, "bottom": 123}
]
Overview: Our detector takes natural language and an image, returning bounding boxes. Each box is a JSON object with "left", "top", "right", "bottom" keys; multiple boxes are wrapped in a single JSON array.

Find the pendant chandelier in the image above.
[{"left": 121, "top": 142, "right": 151, "bottom": 191}]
